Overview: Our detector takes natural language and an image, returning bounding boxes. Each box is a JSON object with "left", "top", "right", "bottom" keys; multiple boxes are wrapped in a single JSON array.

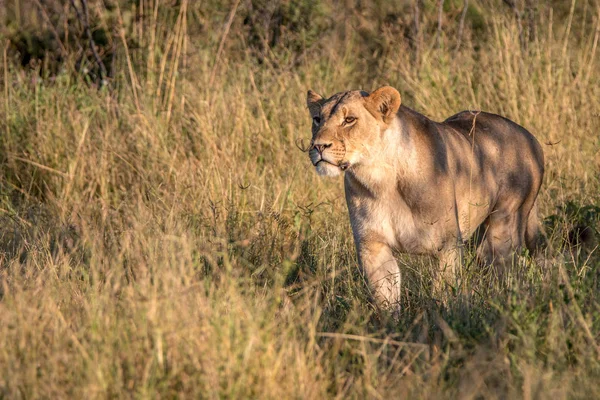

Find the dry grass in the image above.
[{"left": 1, "top": 0, "right": 600, "bottom": 398}]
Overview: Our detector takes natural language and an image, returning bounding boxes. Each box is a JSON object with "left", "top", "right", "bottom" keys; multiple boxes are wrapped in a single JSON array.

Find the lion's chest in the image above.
[{"left": 347, "top": 194, "right": 444, "bottom": 254}]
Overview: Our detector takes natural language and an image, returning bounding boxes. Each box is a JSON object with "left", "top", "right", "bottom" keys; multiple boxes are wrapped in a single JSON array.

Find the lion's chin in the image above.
[{"left": 315, "top": 162, "right": 342, "bottom": 177}]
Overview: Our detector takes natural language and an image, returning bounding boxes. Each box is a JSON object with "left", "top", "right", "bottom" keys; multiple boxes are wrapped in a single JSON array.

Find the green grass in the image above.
[{"left": 0, "top": 0, "right": 600, "bottom": 398}]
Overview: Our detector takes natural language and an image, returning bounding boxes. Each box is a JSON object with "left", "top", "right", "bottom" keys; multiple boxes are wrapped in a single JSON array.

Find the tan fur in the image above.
[{"left": 306, "top": 86, "right": 544, "bottom": 308}]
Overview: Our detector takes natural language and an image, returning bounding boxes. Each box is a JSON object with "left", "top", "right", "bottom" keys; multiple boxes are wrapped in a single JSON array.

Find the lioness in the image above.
[{"left": 306, "top": 86, "right": 544, "bottom": 307}]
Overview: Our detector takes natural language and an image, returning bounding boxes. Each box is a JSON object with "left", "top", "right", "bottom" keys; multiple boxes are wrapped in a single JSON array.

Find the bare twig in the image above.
[
  {"left": 545, "top": 139, "right": 561, "bottom": 146},
  {"left": 316, "top": 332, "right": 430, "bottom": 350},
  {"left": 456, "top": 0, "right": 469, "bottom": 52},
  {"left": 209, "top": 0, "right": 241, "bottom": 87},
  {"left": 503, "top": 0, "right": 524, "bottom": 48},
  {"left": 436, "top": 0, "right": 445, "bottom": 49},
  {"left": 583, "top": 4, "right": 600, "bottom": 85},
  {"left": 70, "top": 0, "right": 108, "bottom": 85},
  {"left": 413, "top": 0, "right": 421, "bottom": 63},
  {"left": 33, "top": 0, "right": 68, "bottom": 57},
  {"left": 237, "top": 180, "right": 251, "bottom": 190},
  {"left": 10, "top": 155, "right": 69, "bottom": 178},
  {"left": 525, "top": 0, "right": 538, "bottom": 45},
  {"left": 166, "top": 1, "right": 188, "bottom": 125},
  {"left": 295, "top": 138, "right": 310, "bottom": 152},
  {"left": 4, "top": 41, "right": 10, "bottom": 138},
  {"left": 561, "top": 0, "right": 577, "bottom": 59},
  {"left": 115, "top": 2, "right": 141, "bottom": 113}
]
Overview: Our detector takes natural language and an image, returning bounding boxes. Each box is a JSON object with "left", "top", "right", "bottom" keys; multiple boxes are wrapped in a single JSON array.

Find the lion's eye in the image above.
[
  {"left": 344, "top": 116, "right": 356, "bottom": 124},
  {"left": 313, "top": 116, "right": 321, "bottom": 125}
]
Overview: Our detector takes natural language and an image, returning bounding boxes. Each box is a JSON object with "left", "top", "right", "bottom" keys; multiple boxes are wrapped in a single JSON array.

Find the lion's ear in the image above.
[
  {"left": 307, "top": 90, "right": 323, "bottom": 117},
  {"left": 365, "top": 86, "right": 401, "bottom": 124}
]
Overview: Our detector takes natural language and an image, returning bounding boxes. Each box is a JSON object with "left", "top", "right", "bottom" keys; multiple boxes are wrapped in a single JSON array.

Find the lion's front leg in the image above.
[
  {"left": 435, "top": 244, "right": 464, "bottom": 297},
  {"left": 434, "top": 207, "right": 465, "bottom": 297},
  {"left": 356, "top": 237, "right": 401, "bottom": 309}
]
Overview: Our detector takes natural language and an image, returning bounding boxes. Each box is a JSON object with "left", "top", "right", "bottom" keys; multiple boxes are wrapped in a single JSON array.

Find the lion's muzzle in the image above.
[{"left": 309, "top": 140, "right": 346, "bottom": 168}]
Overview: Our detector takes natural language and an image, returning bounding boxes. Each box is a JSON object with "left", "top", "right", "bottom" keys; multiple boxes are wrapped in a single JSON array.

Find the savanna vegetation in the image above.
[{"left": 0, "top": 0, "right": 599, "bottom": 398}]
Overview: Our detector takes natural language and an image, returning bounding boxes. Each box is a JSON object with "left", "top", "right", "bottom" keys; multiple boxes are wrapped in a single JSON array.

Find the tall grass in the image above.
[{"left": 0, "top": 0, "right": 599, "bottom": 397}]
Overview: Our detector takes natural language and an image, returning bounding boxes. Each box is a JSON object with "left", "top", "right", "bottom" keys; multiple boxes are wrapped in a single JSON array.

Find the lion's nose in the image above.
[{"left": 313, "top": 142, "right": 333, "bottom": 153}]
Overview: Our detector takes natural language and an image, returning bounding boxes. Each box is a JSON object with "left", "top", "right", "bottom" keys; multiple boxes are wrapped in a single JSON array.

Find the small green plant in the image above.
[{"left": 544, "top": 200, "right": 600, "bottom": 249}]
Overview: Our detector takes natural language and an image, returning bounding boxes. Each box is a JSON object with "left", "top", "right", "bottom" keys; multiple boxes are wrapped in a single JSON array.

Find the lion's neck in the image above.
[{"left": 345, "top": 113, "right": 419, "bottom": 196}]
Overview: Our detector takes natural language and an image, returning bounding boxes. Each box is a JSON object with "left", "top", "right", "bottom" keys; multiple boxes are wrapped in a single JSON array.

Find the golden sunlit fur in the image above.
[{"left": 307, "top": 86, "right": 544, "bottom": 307}]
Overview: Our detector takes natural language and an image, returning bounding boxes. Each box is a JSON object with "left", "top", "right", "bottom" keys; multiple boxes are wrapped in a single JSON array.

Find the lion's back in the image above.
[
  {"left": 444, "top": 110, "right": 544, "bottom": 170},
  {"left": 443, "top": 110, "right": 544, "bottom": 200}
]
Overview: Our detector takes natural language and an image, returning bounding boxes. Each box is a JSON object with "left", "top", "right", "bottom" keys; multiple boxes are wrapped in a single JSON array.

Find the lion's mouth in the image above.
[
  {"left": 314, "top": 159, "right": 351, "bottom": 171},
  {"left": 310, "top": 146, "right": 351, "bottom": 172}
]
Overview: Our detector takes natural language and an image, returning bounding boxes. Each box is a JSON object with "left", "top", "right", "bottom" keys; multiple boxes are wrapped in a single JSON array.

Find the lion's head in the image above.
[{"left": 306, "top": 86, "right": 402, "bottom": 177}]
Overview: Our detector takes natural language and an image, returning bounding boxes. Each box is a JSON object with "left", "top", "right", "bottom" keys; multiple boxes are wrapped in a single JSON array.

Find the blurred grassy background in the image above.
[{"left": 0, "top": 0, "right": 599, "bottom": 397}]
